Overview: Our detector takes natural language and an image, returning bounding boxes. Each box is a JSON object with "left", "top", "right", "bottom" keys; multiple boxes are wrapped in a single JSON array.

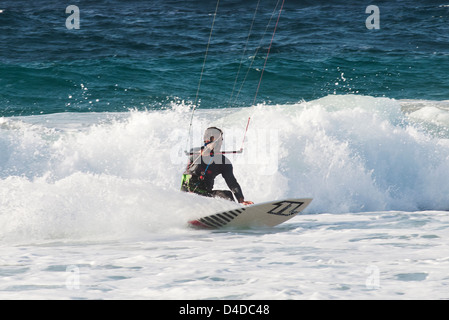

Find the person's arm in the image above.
[{"left": 222, "top": 160, "right": 253, "bottom": 205}]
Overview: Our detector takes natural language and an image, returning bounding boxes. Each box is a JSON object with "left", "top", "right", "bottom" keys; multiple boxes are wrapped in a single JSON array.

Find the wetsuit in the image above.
[{"left": 181, "top": 147, "right": 244, "bottom": 202}]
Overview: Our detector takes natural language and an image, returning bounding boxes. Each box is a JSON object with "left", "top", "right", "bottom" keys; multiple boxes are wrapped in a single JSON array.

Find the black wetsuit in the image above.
[{"left": 181, "top": 147, "right": 244, "bottom": 202}]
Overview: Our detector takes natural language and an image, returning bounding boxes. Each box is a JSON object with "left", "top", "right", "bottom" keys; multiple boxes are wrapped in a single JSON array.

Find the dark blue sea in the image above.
[
  {"left": 2, "top": 0, "right": 449, "bottom": 300},
  {"left": 1, "top": 0, "right": 449, "bottom": 116}
]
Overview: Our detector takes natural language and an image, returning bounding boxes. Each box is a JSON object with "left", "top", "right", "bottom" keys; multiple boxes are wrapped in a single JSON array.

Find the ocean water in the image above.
[{"left": 1, "top": 0, "right": 449, "bottom": 300}]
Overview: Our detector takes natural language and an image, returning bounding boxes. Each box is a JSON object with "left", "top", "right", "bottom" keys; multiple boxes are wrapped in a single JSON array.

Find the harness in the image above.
[
  {"left": 181, "top": 147, "right": 215, "bottom": 195},
  {"left": 181, "top": 129, "right": 223, "bottom": 195}
]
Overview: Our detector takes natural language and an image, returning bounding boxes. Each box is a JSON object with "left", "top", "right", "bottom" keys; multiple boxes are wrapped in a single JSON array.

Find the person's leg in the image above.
[{"left": 211, "top": 190, "right": 235, "bottom": 202}]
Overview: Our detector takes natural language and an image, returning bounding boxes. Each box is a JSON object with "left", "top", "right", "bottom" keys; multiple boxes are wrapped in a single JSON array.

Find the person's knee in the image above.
[{"left": 212, "top": 190, "right": 235, "bottom": 202}]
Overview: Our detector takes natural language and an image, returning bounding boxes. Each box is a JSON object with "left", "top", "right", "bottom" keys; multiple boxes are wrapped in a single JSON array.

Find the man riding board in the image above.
[{"left": 181, "top": 127, "right": 253, "bottom": 205}]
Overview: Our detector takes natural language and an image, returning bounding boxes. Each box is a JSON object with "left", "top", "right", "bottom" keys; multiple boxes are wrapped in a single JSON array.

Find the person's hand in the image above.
[{"left": 238, "top": 198, "right": 253, "bottom": 205}]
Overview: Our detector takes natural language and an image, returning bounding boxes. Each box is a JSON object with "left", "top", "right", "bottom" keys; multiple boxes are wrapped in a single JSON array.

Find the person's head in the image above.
[{"left": 203, "top": 127, "right": 223, "bottom": 152}]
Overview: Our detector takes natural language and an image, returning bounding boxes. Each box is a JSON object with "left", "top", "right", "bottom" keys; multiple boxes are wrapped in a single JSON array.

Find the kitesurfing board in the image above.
[{"left": 188, "top": 198, "right": 312, "bottom": 229}]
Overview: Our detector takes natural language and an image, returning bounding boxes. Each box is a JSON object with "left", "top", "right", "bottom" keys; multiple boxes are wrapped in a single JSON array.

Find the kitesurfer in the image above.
[{"left": 181, "top": 127, "right": 253, "bottom": 205}]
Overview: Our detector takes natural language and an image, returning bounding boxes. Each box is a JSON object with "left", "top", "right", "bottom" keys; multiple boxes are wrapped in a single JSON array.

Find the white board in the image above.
[{"left": 188, "top": 198, "right": 312, "bottom": 229}]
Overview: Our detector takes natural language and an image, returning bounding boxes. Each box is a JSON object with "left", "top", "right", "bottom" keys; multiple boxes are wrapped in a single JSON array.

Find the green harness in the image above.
[{"left": 181, "top": 174, "right": 209, "bottom": 195}]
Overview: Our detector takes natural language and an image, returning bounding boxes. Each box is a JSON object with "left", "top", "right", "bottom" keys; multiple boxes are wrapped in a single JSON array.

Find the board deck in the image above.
[{"left": 188, "top": 198, "right": 312, "bottom": 229}]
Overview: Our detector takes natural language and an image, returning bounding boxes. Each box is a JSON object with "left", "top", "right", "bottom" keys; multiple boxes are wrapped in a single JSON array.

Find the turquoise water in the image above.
[{"left": 1, "top": 0, "right": 449, "bottom": 116}]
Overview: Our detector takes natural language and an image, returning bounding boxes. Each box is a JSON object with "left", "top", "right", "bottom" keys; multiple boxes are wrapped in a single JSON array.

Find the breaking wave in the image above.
[{"left": 1, "top": 94, "right": 449, "bottom": 241}]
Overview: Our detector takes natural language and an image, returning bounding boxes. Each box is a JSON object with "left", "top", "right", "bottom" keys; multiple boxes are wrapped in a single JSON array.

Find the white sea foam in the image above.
[
  {"left": 1, "top": 95, "right": 449, "bottom": 242},
  {"left": 1, "top": 95, "right": 449, "bottom": 299}
]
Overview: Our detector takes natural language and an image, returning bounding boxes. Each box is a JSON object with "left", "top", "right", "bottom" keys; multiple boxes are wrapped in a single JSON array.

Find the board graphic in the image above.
[{"left": 188, "top": 198, "right": 312, "bottom": 229}]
